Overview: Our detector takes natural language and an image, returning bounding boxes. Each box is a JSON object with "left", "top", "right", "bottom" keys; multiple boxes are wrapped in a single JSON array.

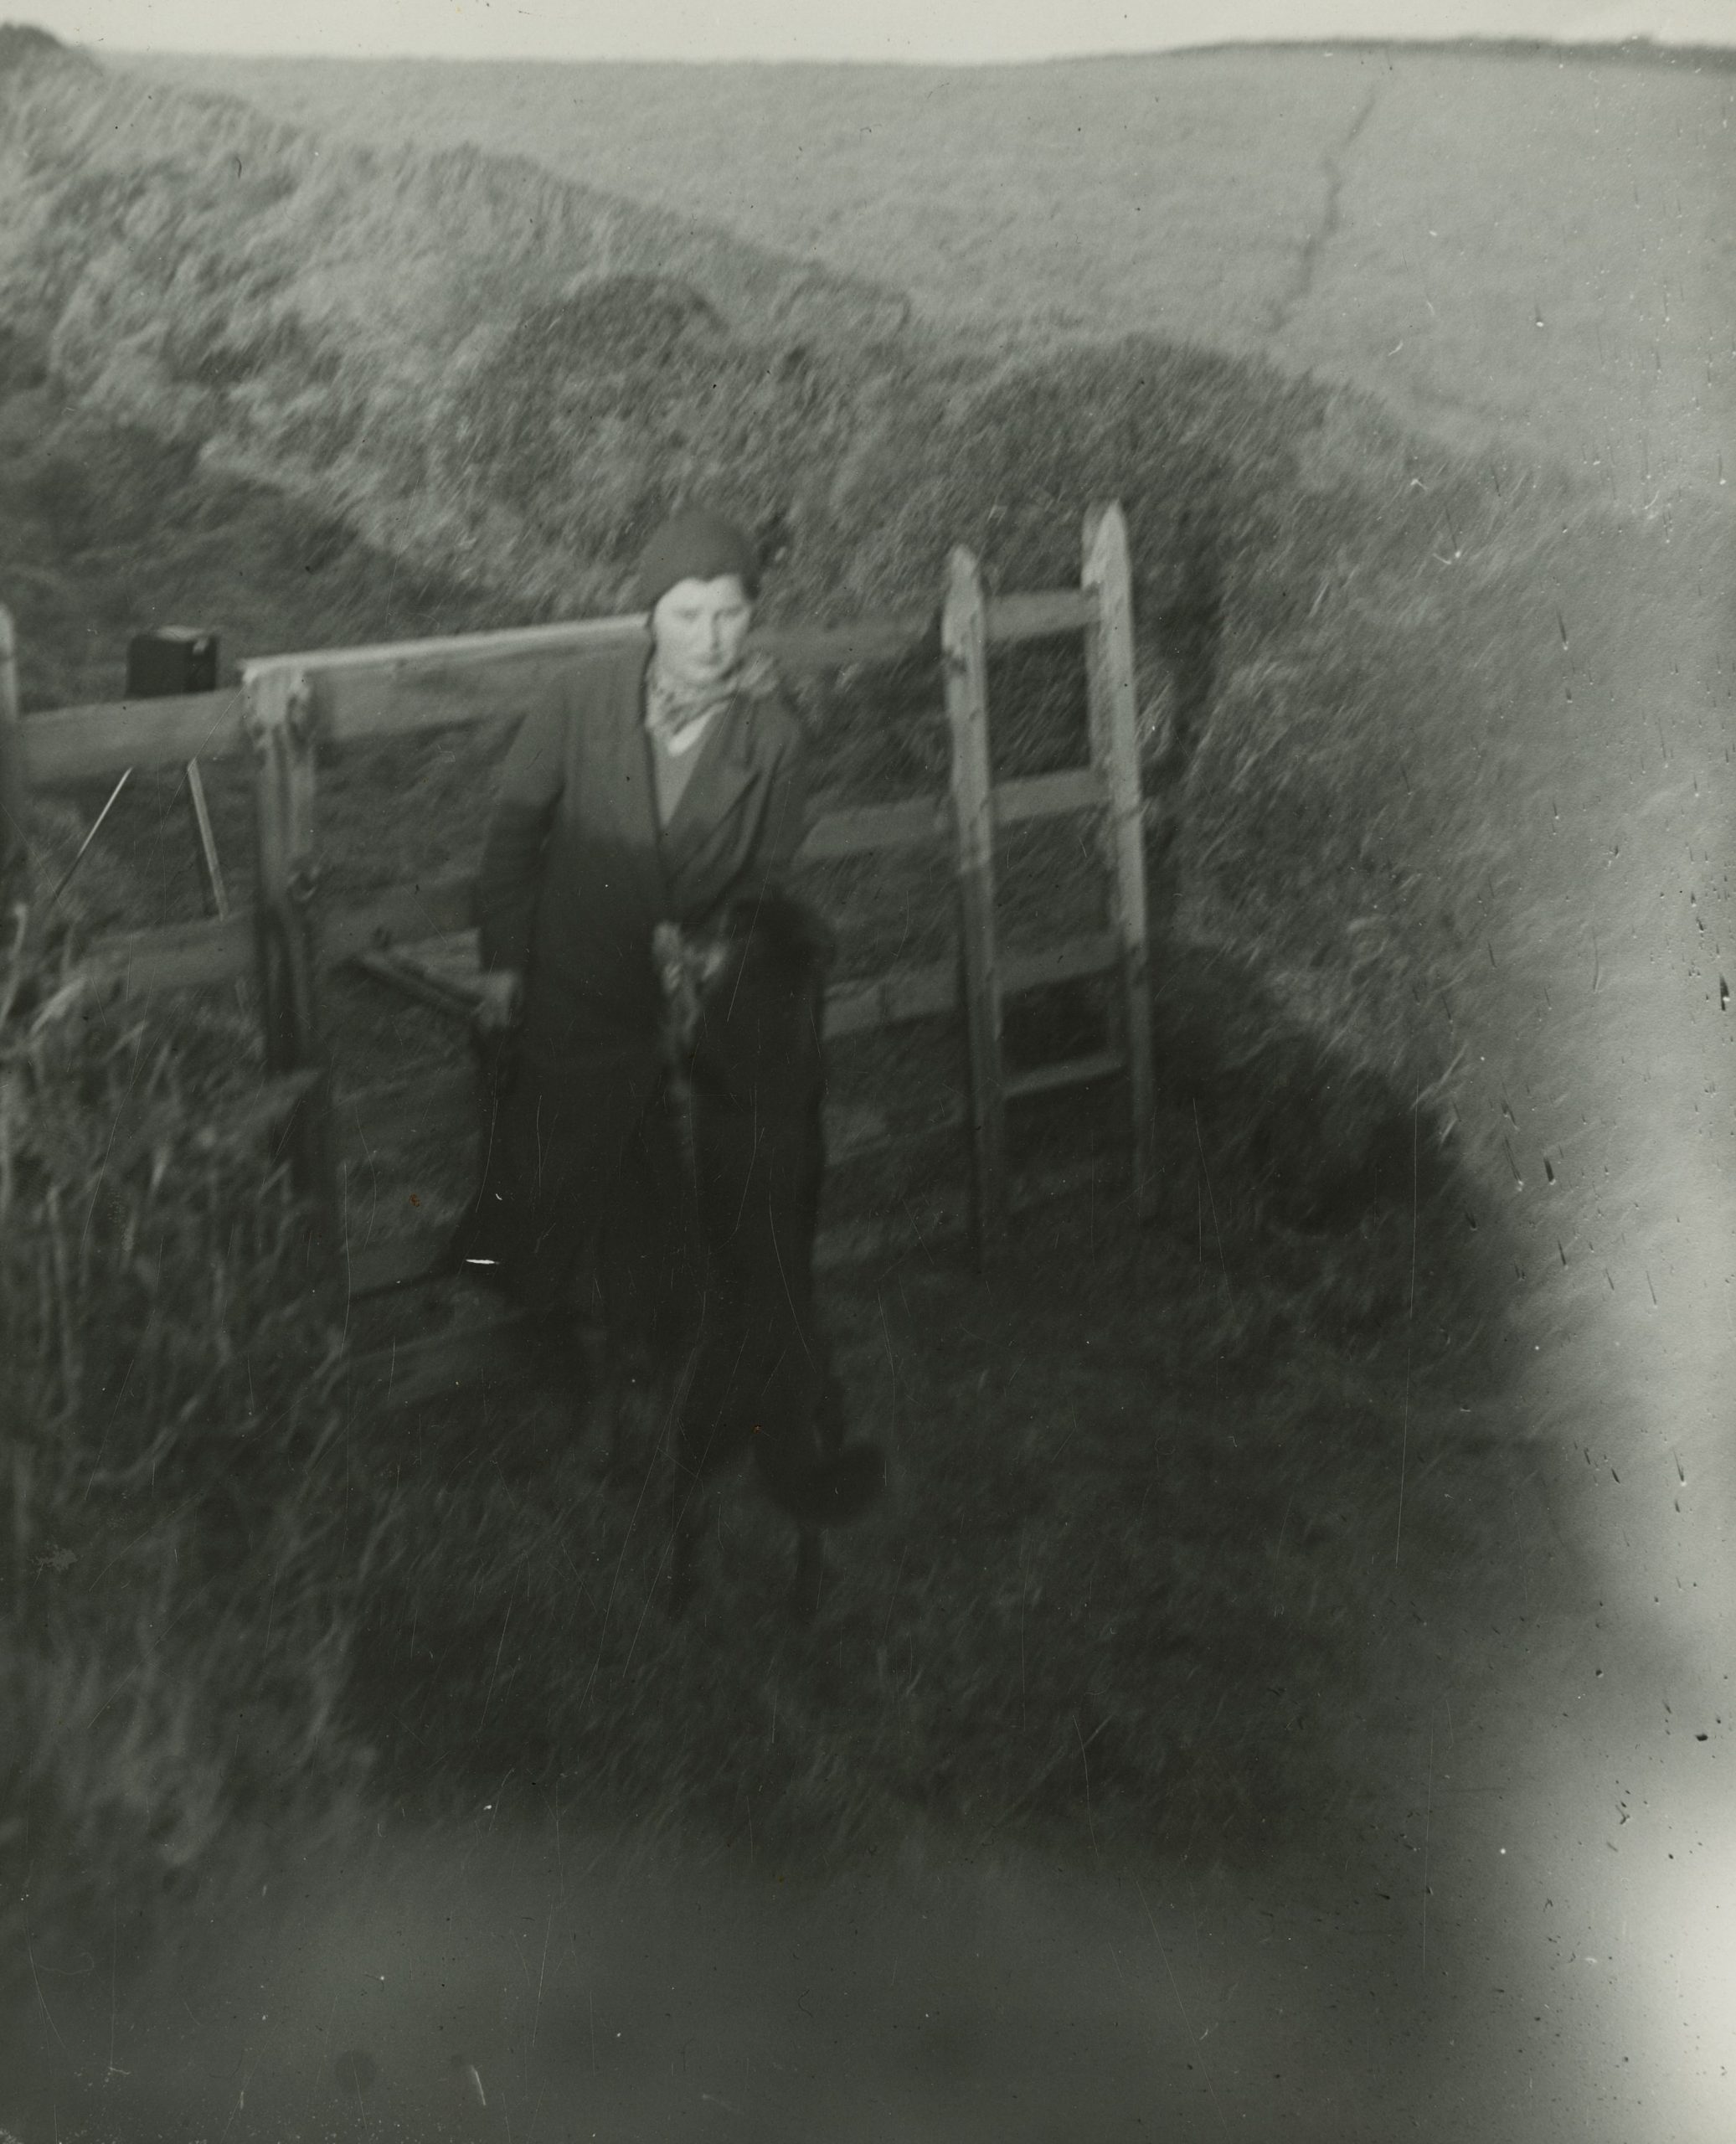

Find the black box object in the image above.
[{"left": 126, "top": 629, "right": 219, "bottom": 698}]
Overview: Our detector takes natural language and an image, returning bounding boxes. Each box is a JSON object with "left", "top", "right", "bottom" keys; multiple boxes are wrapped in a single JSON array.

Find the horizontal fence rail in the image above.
[
  {"left": 70, "top": 768, "right": 1110, "bottom": 1005},
  {"left": 18, "top": 590, "right": 1097, "bottom": 786}
]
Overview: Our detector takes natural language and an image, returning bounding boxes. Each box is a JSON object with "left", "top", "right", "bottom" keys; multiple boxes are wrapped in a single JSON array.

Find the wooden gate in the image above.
[{"left": 6, "top": 502, "right": 1156, "bottom": 1333}]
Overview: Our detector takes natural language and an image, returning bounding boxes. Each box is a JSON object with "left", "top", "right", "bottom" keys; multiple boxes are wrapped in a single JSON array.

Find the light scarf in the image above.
[{"left": 644, "top": 661, "right": 735, "bottom": 757}]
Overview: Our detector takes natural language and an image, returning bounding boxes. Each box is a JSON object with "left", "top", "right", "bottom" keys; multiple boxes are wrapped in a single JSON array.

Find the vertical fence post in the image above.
[
  {"left": 0, "top": 605, "right": 29, "bottom": 949},
  {"left": 942, "top": 545, "right": 1007, "bottom": 1260},
  {"left": 245, "top": 659, "right": 337, "bottom": 1251},
  {"left": 1083, "top": 502, "right": 1158, "bottom": 1224}
]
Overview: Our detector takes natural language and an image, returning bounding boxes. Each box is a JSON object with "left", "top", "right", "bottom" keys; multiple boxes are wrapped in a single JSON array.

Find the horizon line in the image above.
[{"left": 80, "top": 30, "right": 1736, "bottom": 69}]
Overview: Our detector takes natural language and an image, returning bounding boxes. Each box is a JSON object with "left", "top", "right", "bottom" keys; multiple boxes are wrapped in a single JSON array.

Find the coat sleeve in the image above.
[{"left": 475, "top": 693, "right": 567, "bottom": 975}]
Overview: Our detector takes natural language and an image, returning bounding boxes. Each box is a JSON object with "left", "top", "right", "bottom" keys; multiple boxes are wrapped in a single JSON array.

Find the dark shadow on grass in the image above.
[{"left": 334, "top": 936, "right": 1519, "bottom": 1885}]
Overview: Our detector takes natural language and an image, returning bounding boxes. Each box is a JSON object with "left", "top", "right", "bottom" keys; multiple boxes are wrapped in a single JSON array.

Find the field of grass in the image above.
[
  {"left": 0, "top": 27, "right": 1682, "bottom": 1997},
  {"left": 134, "top": 41, "right": 1735, "bottom": 505}
]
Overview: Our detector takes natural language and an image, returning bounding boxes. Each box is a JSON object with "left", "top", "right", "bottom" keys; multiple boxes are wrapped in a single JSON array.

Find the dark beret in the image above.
[{"left": 636, "top": 507, "right": 760, "bottom": 611}]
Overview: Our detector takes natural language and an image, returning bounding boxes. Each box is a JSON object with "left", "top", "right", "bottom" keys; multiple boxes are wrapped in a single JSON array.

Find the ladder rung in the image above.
[{"left": 1002, "top": 1049, "right": 1126, "bottom": 1104}]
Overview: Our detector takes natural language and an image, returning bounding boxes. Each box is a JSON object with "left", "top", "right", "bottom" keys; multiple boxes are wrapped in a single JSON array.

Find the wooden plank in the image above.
[
  {"left": 1083, "top": 502, "right": 1158, "bottom": 1224},
  {"left": 21, "top": 689, "right": 248, "bottom": 782},
  {"left": 996, "top": 766, "right": 1103, "bottom": 826},
  {"left": 270, "top": 614, "right": 641, "bottom": 683},
  {"left": 942, "top": 545, "right": 1007, "bottom": 1262},
  {"left": 248, "top": 664, "right": 337, "bottom": 1234},
  {"left": 16, "top": 584, "right": 1100, "bottom": 781},
  {"left": 311, "top": 625, "right": 643, "bottom": 748},
  {"left": 988, "top": 586, "right": 1097, "bottom": 646},
  {"left": 1002, "top": 1049, "right": 1126, "bottom": 1105},
  {"left": 184, "top": 757, "right": 229, "bottom": 919}
]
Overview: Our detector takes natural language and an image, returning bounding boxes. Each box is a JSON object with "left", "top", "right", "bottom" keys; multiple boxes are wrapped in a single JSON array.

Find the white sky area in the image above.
[{"left": 13, "top": 0, "right": 1736, "bottom": 63}]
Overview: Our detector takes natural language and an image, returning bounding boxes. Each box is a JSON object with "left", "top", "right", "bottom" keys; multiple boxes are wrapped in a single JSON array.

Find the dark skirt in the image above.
[
  {"left": 452, "top": 895, "right": 847, "bottom": 1517},
  {"left": 449, "top": 1027, "right": 664, "bottom": 1326}
]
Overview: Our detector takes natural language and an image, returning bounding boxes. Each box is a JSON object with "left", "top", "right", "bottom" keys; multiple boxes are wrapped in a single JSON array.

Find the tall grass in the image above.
[{"left": 1, "top": 932, "right": 377, "bottom": 1968}]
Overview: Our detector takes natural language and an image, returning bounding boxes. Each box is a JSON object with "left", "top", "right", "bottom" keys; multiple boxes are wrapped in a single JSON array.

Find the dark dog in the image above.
[{"left": 595, "top": 889, "right": 884, "bottom": 1618}]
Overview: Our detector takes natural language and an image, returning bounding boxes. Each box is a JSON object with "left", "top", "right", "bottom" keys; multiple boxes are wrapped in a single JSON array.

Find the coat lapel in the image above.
[
  {"left": 595, "top": 647, "right": 667, "bottom": 892},
  {"left": 657, "top": 696, "right": 756, "bottom": 905}
]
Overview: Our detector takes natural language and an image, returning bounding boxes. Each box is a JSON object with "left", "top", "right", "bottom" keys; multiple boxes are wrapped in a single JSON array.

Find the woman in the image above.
[
  {"left": 451, "top": 505, "right": 815, "bottom": 1363},
  {"left": 456, "top": 507, "right": 883, "bottom": 1600}
]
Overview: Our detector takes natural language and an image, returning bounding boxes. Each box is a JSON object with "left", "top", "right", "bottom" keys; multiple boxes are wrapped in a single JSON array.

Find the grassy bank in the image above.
[{"left": 0, "top": 977, "right": 373, "bottom": 1964}]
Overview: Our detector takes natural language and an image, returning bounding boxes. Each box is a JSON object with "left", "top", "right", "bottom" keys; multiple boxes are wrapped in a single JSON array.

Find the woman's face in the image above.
[{"left": 650, "top": 575, "right": 755, "bottom": 697}]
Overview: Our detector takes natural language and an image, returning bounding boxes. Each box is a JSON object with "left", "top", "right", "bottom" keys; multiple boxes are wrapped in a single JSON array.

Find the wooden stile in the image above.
[
  {"left": 16, "top": 505, "right": 1161, "bottom": 1353},
  {"left": 1083, "top": 502, "right": 1159, "bottom": 1222},
  {"left": 942, "top": 546, "right": 1008, "bottom": 1258}
]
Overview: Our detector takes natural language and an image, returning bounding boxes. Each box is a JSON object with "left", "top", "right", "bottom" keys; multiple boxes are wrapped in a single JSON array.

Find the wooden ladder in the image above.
[{"left": 941, "top": 500, "right": 1156, "bottom": 1262}]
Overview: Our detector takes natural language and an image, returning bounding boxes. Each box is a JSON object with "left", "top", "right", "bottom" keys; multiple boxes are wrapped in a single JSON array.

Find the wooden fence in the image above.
[{"left": 5, "top": 501, "right": 1156, "bottom": 1312}]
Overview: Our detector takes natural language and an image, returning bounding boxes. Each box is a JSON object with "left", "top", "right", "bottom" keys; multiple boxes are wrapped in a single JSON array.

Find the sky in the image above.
[{"left": 12, "top": 0, "right": 1735, "bottom": 62}]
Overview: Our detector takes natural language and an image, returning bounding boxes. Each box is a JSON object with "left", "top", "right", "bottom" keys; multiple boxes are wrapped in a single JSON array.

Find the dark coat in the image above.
[
  {"left": 475, "top": 640, "right": 811, "bottom": 1059},
  {"left": 456, "top": 642, "right": 813, "bottom": 1319}
]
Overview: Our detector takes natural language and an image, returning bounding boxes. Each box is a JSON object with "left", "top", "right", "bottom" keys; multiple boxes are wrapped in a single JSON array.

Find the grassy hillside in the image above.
[
  {"left": 0, "top": 42, "right": 905, "bottom": 602},
  {"left": 134, "top": 43, "right": 1735, "bottom": 505},
  {"left": 0, "top": 34, "right": 1547, "bottom": 1095}
]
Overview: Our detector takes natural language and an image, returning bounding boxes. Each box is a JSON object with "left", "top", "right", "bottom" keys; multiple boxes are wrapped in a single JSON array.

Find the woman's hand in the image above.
[{"left": 474, "top": 969, "right": 524, "bottom": 1033}]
